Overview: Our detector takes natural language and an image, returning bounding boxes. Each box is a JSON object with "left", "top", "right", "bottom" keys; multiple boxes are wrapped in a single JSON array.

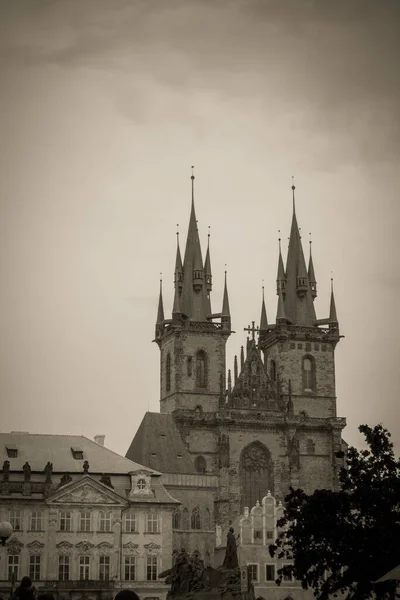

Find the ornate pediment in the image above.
[
  {"left": 75, "top": 540, "right": 95, "bottom": 553},
  {"left": 123, "top": 542, "right": 140, "bottom": 555},
  {"left": 97, "top": 541, "right": 113, "bottom": 551},
  {"left": 56, "top": 541, "right": 74, "bottom": 551},
  {"left": 26, "top": 540, "right": 45, "bottom": 553},
  {"left": 47, "top": 476, "right": 127, "bottom": 506},
  {"left": 144, "top": 541, "right": 161, "bottom": 555},
  {"left": 7, "top": 538, "right": 23, "bottom": 554}
]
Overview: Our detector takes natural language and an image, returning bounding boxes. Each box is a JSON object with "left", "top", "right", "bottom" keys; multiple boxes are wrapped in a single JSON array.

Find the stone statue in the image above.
[
  {"left": 44, "top": 462, "right": 53, "bottom": 484},
  {"left": 83, "top": 461, "right": 89, "bottom": 474},
  {"left": 222, "top": 527, "right": 239, "bottom": 570},
  {"left": 288, "top": 436, "right": 300, "bottom": 470},
  {"left": 218, "top": 434, "right": 230, "bottom": 469},
  {"left": 100, "top": 474, "right": 113, "bottom": 488},
  {"left": 23, "top": 462, "right": 31, "bottom": 482},
  {"left": 2, "top": 460, "right": 10, "bottom": 482},
  {"left": 60, "top": 473, "right": 72, "bottom": 487}
]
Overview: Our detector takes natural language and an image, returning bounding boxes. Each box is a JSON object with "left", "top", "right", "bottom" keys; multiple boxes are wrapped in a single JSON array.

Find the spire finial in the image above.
[
  {"left": 291, "top": 176, "right": 296, "bottom": 213},
  {"left": 191, "top": 165, "right": 195, "bottom": 205},
  {"left": 309, "top": 232, "right": 312, "bottom": 254},
  {"left": 176, "top": 223, "right": 179, "bottom": 239},
  {"left": 331, "top": 272, "right": 334, "bottom": 291},
  {"left": 208, "top": 225, "right": 211, "bottom": 247},
  {"left": 160, "top": 272, "right": 162, "bottom": 284},
  {"left": 278, "top": 230, "right": 281, "bottom": 251}
]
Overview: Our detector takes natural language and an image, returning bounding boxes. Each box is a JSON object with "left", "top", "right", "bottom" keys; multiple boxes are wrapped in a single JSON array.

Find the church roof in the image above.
[
  {"left": 125, "top": 412, "right": 197, "bottom": 475},
  {"left": 0, "top": 432, "right": 158, "bottom": 475}
]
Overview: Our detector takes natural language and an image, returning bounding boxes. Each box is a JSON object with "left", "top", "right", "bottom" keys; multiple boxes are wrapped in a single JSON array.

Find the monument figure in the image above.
[{"left": 222, "top": 527, "right": 239, "bottom": 570}]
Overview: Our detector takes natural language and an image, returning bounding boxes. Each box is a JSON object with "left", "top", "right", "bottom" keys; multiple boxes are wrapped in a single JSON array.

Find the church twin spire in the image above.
[{"left": 155, "top": 169, "right": 231, "bottom": 339}]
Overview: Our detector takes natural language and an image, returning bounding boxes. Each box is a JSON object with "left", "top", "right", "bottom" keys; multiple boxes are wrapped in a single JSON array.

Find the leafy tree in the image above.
[{"left": 269, "top": 424, "right": 400, "bottom": 600}]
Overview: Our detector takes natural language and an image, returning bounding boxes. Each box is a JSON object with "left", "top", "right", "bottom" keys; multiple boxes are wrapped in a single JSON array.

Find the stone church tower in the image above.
[{"left": 126, "top": 174, "right": 346, "bottom": 560}]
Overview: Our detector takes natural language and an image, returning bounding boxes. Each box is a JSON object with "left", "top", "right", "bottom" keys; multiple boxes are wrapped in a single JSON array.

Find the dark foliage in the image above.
[{"left": 269, "top": 424, "right": 400, "bottom": 600}]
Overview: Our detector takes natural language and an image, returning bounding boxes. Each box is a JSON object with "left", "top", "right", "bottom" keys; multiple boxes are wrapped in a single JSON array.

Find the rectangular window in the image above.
[
  {"left": 60, "top": 511, "right": 72, "bottom": 532},
  {"left": 29, "top": 555, "right": 41, "bottom": 581},
  {"left": 146, "top": 556, "right": 158, "bottom": 581},
  {"left": 266, "top": 529, "right": 274, "bottom": 540},
  {"left": 265, "top": 564, "right": 276, "bottom": 581},
  {"left": 146, "top": 513, "right": 159, "bottom": 533},
  {"left": 247, "top": 564, "right": 259, "bottom": 583},
  {"left": 8, "top": 556, "right": 19, "bottom": 581},
  {"left": 30, "top": 511, "right": 43, "bottom": 531},
  {"left": 9, "top": 510, "right": 22, "bottom": 531},
  {"left": 254, "top": 529, "right": 263, "bottom": 543},
  {"left": 99, "top": 556, "right": 110, "bottom": 581},
  {"left": 79, "top": 556, "right": 90, "bottom": 581},
  {"left": 59, "top": 556, "right": 70, "bottom": 581},
  {"left": 99, "top": 511, "right": 112, "bottom": 532},
  {"left": 124, "top": 556, "right": 136, "bottom": 581},
  {"left": 125, "top": 513, "right": 137, "bottom": 533},
  {"left": 79, "top": 511, "right": 91, "bottom": 532}
]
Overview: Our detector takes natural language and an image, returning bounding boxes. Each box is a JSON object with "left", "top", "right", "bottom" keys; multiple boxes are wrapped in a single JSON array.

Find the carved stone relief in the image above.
[{"left": 7, "top": 538, "right": 24, "bottom": 555}]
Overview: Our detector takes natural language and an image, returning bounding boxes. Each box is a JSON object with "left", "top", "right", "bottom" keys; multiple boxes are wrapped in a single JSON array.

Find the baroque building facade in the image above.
[
  {"left": 0, "top": 433, "right": 177, "bottom": 600},
  {"left": 126, "top": 174, "right": 347, "bottom": 595}
]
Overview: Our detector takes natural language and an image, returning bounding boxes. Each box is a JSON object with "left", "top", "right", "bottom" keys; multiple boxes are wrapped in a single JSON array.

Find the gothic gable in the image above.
[
  {"left": 227, "top": 340, "right": 278, "bottom": 410},
  {"left": 46, "top": 475, "right": 127, "bottom": 506}
]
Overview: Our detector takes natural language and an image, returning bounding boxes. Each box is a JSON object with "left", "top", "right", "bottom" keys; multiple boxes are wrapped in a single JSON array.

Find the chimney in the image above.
[{"left": 94, "top": 435, "right": 105, "bottom": 446}]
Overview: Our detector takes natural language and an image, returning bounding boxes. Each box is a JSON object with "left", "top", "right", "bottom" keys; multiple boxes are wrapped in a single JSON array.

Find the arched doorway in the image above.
[{"left": 239, "top": 441, "right": 274, "bottom": 511}]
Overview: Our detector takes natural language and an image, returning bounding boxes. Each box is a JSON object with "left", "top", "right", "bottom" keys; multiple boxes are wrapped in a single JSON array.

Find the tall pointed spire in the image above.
[
  {"left": 180, "top": 167, "right": 209, "bottom": 321},
  {"left": 276, "top": 233, "right": 286, "bottom": 295},
  {"left": 283, "top": 180, "right": 316, "bottom": 326},
  {"left": 260, "top": 285, "right": 268, "bottom": 331},
  {"left": 222, "top": 269, "right": 230, "bottom": 317},
  {"left": 174, "top": 225, "right": 183, "bottom": 289},
  {"left": 221, "top": 268, "right": 231, "bottom": 333},
  {"left": 308, "top": 234, "right": 317, "bottom": 299},
  {"left": 156, "top": 276, "right": 164, "bottom": 324},
  {"left": 276, "top": 282, "right": 287, "bottom": 322},
  {"left": 204, "top": 227, "right": 212, "bottom": 292},
  {"left": 329, "top": 277, "right": 338, "bottom": 323}
]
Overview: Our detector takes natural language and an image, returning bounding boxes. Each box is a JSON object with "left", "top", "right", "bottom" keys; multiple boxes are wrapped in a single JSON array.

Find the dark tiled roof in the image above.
[
  {"left": 0, "top": 433, "right": 159, "bottom": 475},
  {"left": 126, "top": 412, "right": 196, "bottom": 474}
]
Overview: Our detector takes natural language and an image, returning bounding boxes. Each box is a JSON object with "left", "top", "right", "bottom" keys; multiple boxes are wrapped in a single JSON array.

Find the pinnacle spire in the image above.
[
  {"left": 276, "top": 282, "right": 287, "bottom": 322},
  {"left": 204, "top": 227, "right": 212, "bottom": 287},
  {"left": 329, "top": 277, "right": 338, "bottom": 323},
  {"left": 308, "top": 234, "right": 317, "bottom": 299},
  {"left": 174, "top": 225, "right": 183, "bottom": 289},
  {"left": 260, "top": 285, "right": 268, "bottom": 331},
  {"left": 222, "top": 269, "right": 231, "bottom": 320},
  {"left": 156, "top": 276, "right": 164, "bottom": 324},
  {"left": 180, "top": 167, "right": 209, "bottom": 321},
  {"left": 283, "top": 181, "right": 316, "bottom": 326},
  {"left": 276, "top": 233, "right": 286, "bottom": 294}
]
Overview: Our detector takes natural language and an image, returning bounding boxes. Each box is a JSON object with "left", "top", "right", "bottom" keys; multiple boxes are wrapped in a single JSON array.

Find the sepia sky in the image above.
[{"left": 0, "top": 0, "right": 399, "bottom": 458}]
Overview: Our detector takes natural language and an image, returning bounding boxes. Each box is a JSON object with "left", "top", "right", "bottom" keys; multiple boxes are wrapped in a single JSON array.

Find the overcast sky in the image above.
[{"left": 1, "top": 0, "right": 399, "bottom": 458}]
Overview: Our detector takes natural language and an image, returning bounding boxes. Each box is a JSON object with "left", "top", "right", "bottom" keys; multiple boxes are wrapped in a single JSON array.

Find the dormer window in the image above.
[
  {"left": 137, "top": 478, "right": 146, "bottom": 490},
  {"left": 6, "top": 445, "right": 18, "bottom": 458},
  {"left": 71, "top": 447, "right": 84, "bottom": 460}
]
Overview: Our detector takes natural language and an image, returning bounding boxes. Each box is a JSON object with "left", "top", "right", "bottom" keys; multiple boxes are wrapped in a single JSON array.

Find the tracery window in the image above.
[
  {"left": 302, "top": 355, "right": 316, "bottom": 392},
  {"left": 196, "top": 350, "right": 207, "bottom": 388},
  {"left": 203, "top": 507, "right": 211, "bottom": 530},
  {"left": 172, "top": 508, "right": 181, "bottom": 530},
  {"left": 191, "top": 507, "right": 201, "bottom": 530},
  {"left": 166, "top": 353, "right": 171, "bottom": 392},
  {"left": 181, "top": 508, "right": 189, "bottom": 530},
  {"left": 239, "top": 442, "right": 273, "bottom": 511}
]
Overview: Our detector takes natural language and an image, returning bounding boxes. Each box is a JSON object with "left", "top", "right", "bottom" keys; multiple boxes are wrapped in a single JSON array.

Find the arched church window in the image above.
[
  {"left": 194, "top": 455, "right": 206, "bottom": 473},
  {"left": 172, "top": 508, "right": 181, "bottom": 530},
  {"left": 181, "top": 508, "right": 189, "bottom": 530},
  {"left": 239, "top": 442, "right": 273, "bottom": 512},
  {"left": 196, "top": 350, "right": 207, "bottom": 388},
  {"left": 203, "top": 507, "right": 211, "bottom": 530},
  {"left": 191, "top": 507, "right": 201, "bottom": 530},
  {"left": 166, "top": 353, "right": 171, "bottom": 392},
  {"left": 302, "top": 355, "right": 316, "bottom": 392},
  {"left": 270, "top": 360, "right": 276, "bottom": 382}
]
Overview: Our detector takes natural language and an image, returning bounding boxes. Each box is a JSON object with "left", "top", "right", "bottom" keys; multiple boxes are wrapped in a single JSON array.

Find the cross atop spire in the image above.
[
  {"left": 244, "top": 321, "right": 259, "bottom": 340},
  {"left": 292, "top": 176, "right": 296, "bottom": 214}
]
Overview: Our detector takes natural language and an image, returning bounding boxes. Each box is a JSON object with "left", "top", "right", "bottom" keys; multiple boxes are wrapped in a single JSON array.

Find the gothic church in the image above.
[{"left": 126, "top": 173, "right": 347, "bottom": 563}]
